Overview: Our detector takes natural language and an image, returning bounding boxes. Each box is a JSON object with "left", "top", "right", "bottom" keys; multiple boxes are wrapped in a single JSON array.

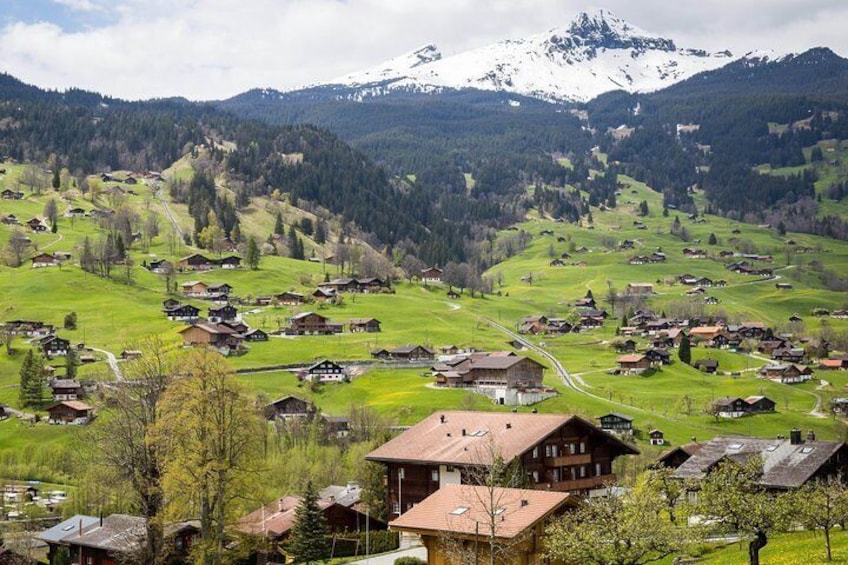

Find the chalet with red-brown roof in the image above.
[
  {"left": 348, "top": 317, "right": 381, "bottom": 333},
  {"left": 47, "top": 401, "right": 93, "bottom": 425},
  {"left": 759, "top": 363, "right": 813, "bottom": 384},
  {"left": 178, "top": 322, "right": 244, "bottom": 353},
  {"left": 616, "top": 354, "right": 651, "bottom": 374},
  {"left": 389, "top": 485, "right": 575, "bottom": 565},
  {"left": 289, "top": 312, "right": 340, "bottom": 335},
  {"left": 421, "top": 266, "right": 443, "bottom": 283},
  {"left": 366, "top": 411, "right": 638, "bottom": 517}
]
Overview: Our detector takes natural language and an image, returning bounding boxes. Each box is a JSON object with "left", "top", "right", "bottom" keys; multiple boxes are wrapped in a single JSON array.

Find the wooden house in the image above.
[
  {"left": 745, "top": 396, "right": 776, "bottom": 413},
  {"left": 654, "top": 442, "right": 704, "bottom": 469},
  {"left": 711, "top": 397, "right": 748, "bottom": 418},
  {"left": 243, "top": 328, "right": 268, "bottom": 342},
  {"left": 1, "top": 189, "right": 24, "bottom": 200},
  {"left": 178, "top": 322, "right": 243, "bottom": 350},
  {"left": 388, "top": 344, "right": 435, "bottom": 361},
  {"left": 163, "top": 303, "right": 200, "bottom": 321},
  {"left": 693, "top": 358, "right": 719, "bottom": 373},
  {"left": 218, "top": 255, "right": 241, "bottom": 269},
  {"left": 616, "top": 354, "right": 651, "bottom": 374},
  {"left": 301, "top": 359, "right": 347, "bottom": 383},
  {"left": 389, "top": 485, "right": 575, "bottom": 565},
  {"left": 625, "top": 283, "right": 654, "bottom": 295},
  {"left": 421, "top": 266, "right": 443, "bottom": 283},
  {"left": 289, "top": 312, "right": 338, "bottom": 335},
  {"left": 181, "top": 280, "right": 208, "bottom": 297},
  {"left": 178, "top": 253, "right": 214, "bottom": 271},
  {"left": 46, "top": 401, "right": 93, "bottom": 425},
  {"left": 208, "top": 304, "right": 238, "bottom": 324},
  {"left": 264, "top": 396, "right": 314, "bottom": 420},
  {"left": 148, "top": 259, "right": 173, "bottom": 274},
  {"left": 50, "top": 379, "right": 82, "bottom": 401},
  {"left": 274, "top": 291, "right": 305, "bottom": 305},
  {"left": 649, "top": 429, "right": 665, "bottom": 446},
  {"left": 40, "top": 335, "right": 70, "bottom": 358},
  {"left": 366, "top": 411, "right": 638, "bottom": 517},
  {"left": 597, "top": 413, "right": 634, "bottom": 435},
  {"left": 348, "top": 317, "right": 381, "bottom": 333},
  {"left": 759, "top": 363, "right": 813, "bottom": 384},
  {"left": 31, "top": 252, "right": 60, "bottom": 268}
]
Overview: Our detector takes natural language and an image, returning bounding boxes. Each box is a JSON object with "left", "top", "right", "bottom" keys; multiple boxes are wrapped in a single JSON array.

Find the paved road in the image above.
[
  {"left": 153, "top": 182, "right": 183, "bottom": 240},
  {"left": 89, "top": 347, "right": 123, "bottom": 381}
]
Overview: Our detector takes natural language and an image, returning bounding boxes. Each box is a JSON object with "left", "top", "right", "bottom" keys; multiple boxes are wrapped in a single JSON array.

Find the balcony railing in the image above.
[
  {"left": 532, "top": 473, "right": 617, "bottom": 492},
  {"left": 543, "top": 453, "right": 592, "bottom": 467}
]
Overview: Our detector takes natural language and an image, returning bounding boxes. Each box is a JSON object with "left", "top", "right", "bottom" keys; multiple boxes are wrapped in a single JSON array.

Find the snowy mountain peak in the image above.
[{"left": 310, "top": 10, "right": 737, "bottom": 103}]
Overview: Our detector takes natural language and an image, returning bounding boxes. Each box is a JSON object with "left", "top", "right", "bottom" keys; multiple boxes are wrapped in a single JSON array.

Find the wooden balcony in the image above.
[
  {"left": 544, "top": 453, "right": 592, "bottom": 467},
  {"left": 532, "top": 473, "right": 617, "bottom": 493}
]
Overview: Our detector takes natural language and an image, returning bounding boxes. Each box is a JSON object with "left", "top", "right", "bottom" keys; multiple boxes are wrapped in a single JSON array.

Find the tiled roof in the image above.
[
  {"left": 672, "top": 436, "right": 845, "bottom": 488},
  {"left": 389, "top": 484, "right": 573, "bottom": 539}
]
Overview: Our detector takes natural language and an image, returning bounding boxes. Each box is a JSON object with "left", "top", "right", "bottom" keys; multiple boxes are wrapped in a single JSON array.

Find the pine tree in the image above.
[
  {"left": 52, "top": 168, "right": 61, "bottom": 190},
  {"left": 245, "top": 236, "right": 260, "bottom": 270},
  {"left": 287, "top": 481, "right": 329, "bottom": 564},
  {"left": 315, "top": 221, "right": 326, "bottom": 245},
  {"left": 19, "top": 349, "right": 45, "bottom": 407},
  {"left": 274, "top": 212, "right": 284, "bottom": 236},
  {"left": 65, "top": 349, "right": 79, "bottom": 380},
  {"left": 678, "top": 334, "right": 692, "bottom": 365},
  {"left": 708, "top": 233, "right": 718, "bottom": 245}
]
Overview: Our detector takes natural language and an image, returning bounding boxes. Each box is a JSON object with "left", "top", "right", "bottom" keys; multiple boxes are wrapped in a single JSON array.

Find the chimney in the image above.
[
  {"left": 440, "top": 414, "right": 446, "bottom": 424},
  {"left": 461, "top": 429, "right": 466, "bottom": 436},
  {"left": 78, "top": 518, "right": 83, "bottom": 537},
  {"left": 520, "top": 499, "right": 529, "bottom": 507},
  {"left": 807, "top": 429, "right": 816, "bottom": 442},
  {"left": 790, "top": 428, "right": 803, "bottom": 445},
  {"left": 99, "top": 510, "right": 103, "bottom": 527},
  {"left": 505, "top": 423, "right": 512, "bottom": 430}
]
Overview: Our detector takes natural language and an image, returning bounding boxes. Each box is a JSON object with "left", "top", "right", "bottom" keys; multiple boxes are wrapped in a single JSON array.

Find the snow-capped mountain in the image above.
[{"left": 319, "top": 9, "right": 735, "bottom": 103}]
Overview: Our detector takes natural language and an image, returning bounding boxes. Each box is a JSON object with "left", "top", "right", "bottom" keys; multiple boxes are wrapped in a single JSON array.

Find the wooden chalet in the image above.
[
  {"left": 597, "top": 413, "right": 634, "bottom": 435},
  {"left": 31, "top": 252, "right": 60, "bottom": 268},
  {"left": 348, "top": 317, "right": 381, "bottom": 333},
  {"left": 289, "top": 312, "right": 339, "bottom": 335},
  {"left": 264, "top": 396, "right": 314, "bottom": 420},
  {"left": 711, "top": 397, "right": 748, "bottom": 418},
  {"left": 243, "top": 328, "right": 268, "bottom": 342},
  {"left": 208, "top": 304, "right": 238, "bottom": 323},
  {"left": 39, "top": 514, "right": 197, "bottom": 565},
  {"left": 163, "top": 303, "right": 200, "bottom": 321},
  {"left": 386, "top": 344, "right": 435, "bottom": 361},
  {"left": 673, "top": 433, "right": 848, "bottom": 491},
  {"left": 366, "top": 411, "right": 638, "bottom": 517},
  {"left": 421, "top": 266, "right": 443, "bottom": 283},
  {"left": 759, "top": 363, "right": 813, "bottom": 384},
  {"left": 2, "top": 320, "right": 54, "bottom": 337},
  {"left": 311, "top": 287, "right": 337, "bottom": 302},
  {"left": 181, "top": 280, "right": 208, "bottom": 297},
  {"left": 26, "top": 218, "right": 48, "bottom": 232},
  {"left": 46, "top": 401, "right": 93, "bottom": 425},
  {"left": 616, "top": 354, "right": 651, "bottom": 374},
  {"left": 40, "top": 335, "right": 70, "bottom": 358},
  {"left": 745, "top": 396, "right": 776, "bottom": 413},
  {"left": 693, "top": 358, "right": 719, "bottom": 373},
  {"left": 274, "top": 291, "right": 305, "bottom": 305},
  {"left": 654, "top": 442, "right": 704, "bottom": 469},
  {"left": 649, "top": 429, "right": 665, "bottom": 446},
  {"left": 433, "top": 354, "right": 546, "bottom": 390},
  {"left": 50, "top": 379, "right": 82, "bottom": 401},
  {"left": 148, "top": 259, "right": 173, "bottom": 274},
  {"left": 178, "top": 322, "right": 243, "bottom": 351},
  {"left": 389, "top": 485, "right": 575, "bottom": 565},
  {"left": 178, "top": 253, "right": 215, "bottom": 271},
  {"left": 301, "top": 359, "right": 347, "bottom": 383},
  {"left": 1, "top": 189, "right": 24, "bottom": 200},
  {"left": 218, "top": 255, "right": 241, "bottom": 269},
  {"left": 625, "top": 283, "right": 654, "bottom": 295}
]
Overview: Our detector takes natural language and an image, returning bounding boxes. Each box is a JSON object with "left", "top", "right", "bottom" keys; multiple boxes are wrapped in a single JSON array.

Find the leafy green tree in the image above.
[
  {"left": 791, "top": 477, "right": 848, "bottom": 561},
  {"left": 697, "top": 458, "right": 792, "bottom": 565},
  {"left": 546, "top": 474, "right": 696, "bottom": 565},
  {"left": 65, "top": 349, "right": 79, "bottom": 380},
  {"left": 64, "top": 312, "right": 78, "bottom": 330},
  {"left": 287, "top": 481, "right": 330, "bottom": 564},
  {"left": 245, "top": 236, "right": 261, "bottom": 270},
  {"left": 678, "top": 333, "right": 691, "bottom": 365}
]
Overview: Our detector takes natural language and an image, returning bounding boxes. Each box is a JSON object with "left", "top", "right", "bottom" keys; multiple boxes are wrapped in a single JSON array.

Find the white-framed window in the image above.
[
  {"left": 569, "top": 443, "right": 577, "bottom": 455},
  {"left": 531, "top": 471, "right": 539, "bottom": 482},
  {"left": 446, "top": 465, "right": 455, "bottom": 472},
  {"left": 595, "top": 463, "right": 602, "bottom": 476},
  {"left": 532, "top": 446, "right": 539, "bottom": 459},
  {"left": 431, "top": 469, "right": 439, "bottom": 482},
  {"left": 579, "top": 465, "right": 586, "bottom": 478},
  {"left": 580, "top": 441, "right": 586, "bottom": 453},
  {"left": 552, "top": 468, "right": 561, "bottom": 482},
  {"left": 392, "top": 502, "right": 400, "bottom": 515}
]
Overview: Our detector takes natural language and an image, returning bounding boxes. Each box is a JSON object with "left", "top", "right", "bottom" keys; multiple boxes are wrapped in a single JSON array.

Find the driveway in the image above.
[{"left": 346, "top": 545, "right": 427, "bottom": 565}]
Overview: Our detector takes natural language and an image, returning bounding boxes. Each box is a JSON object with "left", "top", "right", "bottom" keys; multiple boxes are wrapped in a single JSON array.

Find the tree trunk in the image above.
[
  {"left": 825, "top": 526, "right": 832, "bottom": 561},
  {"left": 748, "top": 531, "right": 767, "bottom": 565}
]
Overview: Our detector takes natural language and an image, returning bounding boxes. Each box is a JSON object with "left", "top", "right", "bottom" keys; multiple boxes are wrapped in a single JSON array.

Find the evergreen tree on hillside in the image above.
[
  {"left": 245, "top": 236, "right": 261, "bottom": 270},
  {"left": 19, "top": 349, "right": 45, "bottom": 407},
  {"left": 274, "top": 212, "right": 284, "bottom": 236},
  {"left": 314, "top": 221, "right": 326, "bottom": 245},
  {"left": 65, "top": 349, "right": 79, "bottom": 380},
  {"left": 287, "top": 481, "right": 329, "bottom": 564},
  {"left": 678, "top": 334, "right": 692, "bottom": 365}
]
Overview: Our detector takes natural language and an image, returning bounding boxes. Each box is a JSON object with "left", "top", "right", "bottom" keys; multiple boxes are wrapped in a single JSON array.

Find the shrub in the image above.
[{"left": 394, "top": 557, "right": 425, "bottom": 565}]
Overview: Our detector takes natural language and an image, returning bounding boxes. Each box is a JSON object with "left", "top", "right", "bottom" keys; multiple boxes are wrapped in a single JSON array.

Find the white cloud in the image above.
[
  {"left": 1, "top": 0, "right": 846, "bottom": 100},
  {"left": 52, "top": 0, "right": 101, "bottom": 12}
]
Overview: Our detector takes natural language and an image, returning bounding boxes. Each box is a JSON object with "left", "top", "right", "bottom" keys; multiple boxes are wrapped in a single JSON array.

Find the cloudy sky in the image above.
[{"left": 1, "top": 0, "right": 846, "bottom": 101}]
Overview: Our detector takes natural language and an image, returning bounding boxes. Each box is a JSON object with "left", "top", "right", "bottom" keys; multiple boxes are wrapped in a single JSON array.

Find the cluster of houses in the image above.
[
  {"left": 711, "top": 395, "right": 776, "bottom": 418},
  {"left": 177, "top": 253, "right": 241, "bottom": 271}
]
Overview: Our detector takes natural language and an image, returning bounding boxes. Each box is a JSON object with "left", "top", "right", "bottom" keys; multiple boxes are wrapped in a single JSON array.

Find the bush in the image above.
[{"left": 394, "top": 558, "right": 425, "bottom": 565}]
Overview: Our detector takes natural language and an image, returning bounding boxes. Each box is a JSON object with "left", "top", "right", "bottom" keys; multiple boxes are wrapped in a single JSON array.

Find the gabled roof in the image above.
[
  {"left": 179, "top": 322, "right": 238, "bottom": 335},
  {"left": 38, "top": 515, "right": 101, "bottom": 543},
  {"left": 673, "top": 436, "right": 846, "bottom": 489},
  {"left": 617, "top": 354, "right": 646, "bottom": 363},
  {"left": 598, "top": 412, "right": 634, "bottom": 422},
  {"left": 367, "top": 411, "right": 637, "bottom": 466},
  {"left": 389, "top": 485, "right": 574, "bottom": 540},
  {"left": 47, "top": 400, "right": 92, "bottom": 412},
  {"left": 469, "top": 356, "right": 545, "bottom": 371},
  {"left": 51, "top": 379, "right": 81, "bottom": 389}
]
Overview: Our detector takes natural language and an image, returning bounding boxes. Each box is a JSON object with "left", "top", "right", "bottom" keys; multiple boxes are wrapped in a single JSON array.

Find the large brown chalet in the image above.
[{"left": 366, "top": 410, "right": 638, "bottom": 517}]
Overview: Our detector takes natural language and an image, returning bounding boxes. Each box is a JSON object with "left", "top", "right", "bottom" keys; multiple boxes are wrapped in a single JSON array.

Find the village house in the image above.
[
  {"left": 163, "top": 303, "right": 200, "bottom": 321},
  {"left": 1, "top": 213, "right": 19, "bottom": 225},
  {"left": 26, "top": 217, "right": 49, "bottom": 232},
  {"left": 208, "top": 304, "right": 238, "bottom": 324},
  {"left": 759, "top": 363, "right": 813, "bottom": 384},
  {"left": 274, "top": 291, "right": 305, "bottom": 305},
  {"left": 745, "top": 396, "right": 777, "bottom": 413},
  {"left": 616, "top": 354, "right": 652, "bottom": 374},
  {"left": 389, "top": 485, "right": 575, "bottom": 565},
  {"left": 300, "top": 359, "right": 348, "bottom": 383},
  {"left": 573, "top": 291, "right": 596, "bottom": 309},
  {"left": 1, "top": 320, "right": 55, "bottom": 337},
  {"left": 649, "top": 429, "right": 665, "bottom": 446},
  {"left": 178, "top": 322, "right": 244, "bottom": 353},
  {"left": 38, "top": 514, "right": 198, "bottom": 565},
  {"left": 30, "top": 252, "right": 61, "bottom": 268},
  {"left": 50, "top": 379, "right": 82, "bottom": 401},
  {"left": 625, "top": 283, "right": 654, "bottom": 295},
  {"left": 1, "top": 188, "right": 24, "bottom": 199},
  {"left": 654, "top": 442, "right": 705, "bottom": 469},
  {"left": 40, "top": 335, "right": 70, "bottom": 358},
  {"left": 673, "top": 432, "right": 848, "bottom": 491},
  {"left": 218, "top": 255, "right": 241, "bottom": 269},
  {"left": 433, "top": 354, "right": 546, "bottom": 398},
  {"left": 688, "top": 326, "right": 725, "bottom": 346},
  {"left": 46, "top": 401, "right": 93, "bottom": 425},
  {"left": 242, "top": 328, "right": 268, "bottom": 342},
  {"left": 348, "top": 317, "right": 381, "bottom": 333},
  {"left": 597, "top": 413, "right": 634, "bottom": 435},
  {"left": 421, "top": 266, "right": 443, "bottom": 283},
  {"left": 181, "top": 280, "right": 208, "bottom": 297},
  {"left": 693, "top": 358, "right": 719, "bottom": 373},
  {"left": 148, "top": 259, "right": 173, "bottom": 274},
  {"left": 372, "top": 344, "right": 436, "bottom": 362},
  {"left": 711, "top": 397, "right": 749, "bottom": 418},
  {"left": 178, "top": 253, "right": 215, "bottom": 271},
  {"left": 289, "top": 311, "right": 340, "bottom": 335},
  {"left": 366, "top": 411, "right": 638, "bottom": 517},
  {"left": 311, "top": 287, "right": 337, "bottom": 302},
  {"left": 820, "top": 358, "right": 848, "bottom": 371},
  {"left": 264, "top": 395, "right": 314, "bottom": 420}
]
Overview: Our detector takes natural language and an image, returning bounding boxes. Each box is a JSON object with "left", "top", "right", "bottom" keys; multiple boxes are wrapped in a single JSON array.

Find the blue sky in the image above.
[{"left": 0, "top": 0, "right": 846, "bottom": 101}]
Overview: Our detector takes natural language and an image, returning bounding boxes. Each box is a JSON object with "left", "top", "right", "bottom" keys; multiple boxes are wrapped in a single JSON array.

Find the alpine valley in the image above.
[{"left": 3, "top": 6, "right": 848, "bottom": 565}]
